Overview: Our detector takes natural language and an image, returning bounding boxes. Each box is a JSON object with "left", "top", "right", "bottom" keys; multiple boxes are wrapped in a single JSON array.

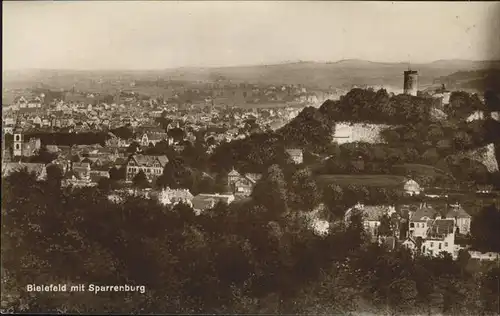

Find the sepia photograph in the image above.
[{"left": 2, "top": 1, "right": 500, "bottom": 315}]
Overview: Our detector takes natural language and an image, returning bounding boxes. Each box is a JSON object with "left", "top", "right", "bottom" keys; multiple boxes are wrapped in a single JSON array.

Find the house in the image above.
[
  {"left": 402, "top": 236, "right": 419, "bottom": 253},
  {"left": 71, "top": 162, "right": 91, "bottom": 180},
  {"left": 344, "top": 203, "right": 397, "bottom": 238},
  {"left": 409, "top": 203, "right": 471, "bottom": 237},
  {"left": 106, "top": 137, "right": 130, "bottom": 148},
  {"left": 156, "top": 188, "right": 194, "bottom": 206},
  {"left": 191, "top": 193, "right": 235, "bottom": 214},
  {"left": 286, "top": 148, "right": 304, "bottom": 164},
  {"left": 408, "top": 205, "right": 437, "bottom": 238},
  {"left": 125, "top": 154, "right": 169, "bottom": 181},
  {"left": 140, "top": 132, "right": 169, "bottom": 147},
  {"left": 227, "top": 169, "right": 262, "bottom": 196},
  {"left": 89, "top": 170, "right": 110, "bottom": 179},
  {"left": 445, "top": 203, "right": 471, "bottom": 235},
  {"left": 2, "top": 162, "right": 47, "bottom": 180},
  {"left": 421, "top": 219, "right": 455, "bottom": 257}
]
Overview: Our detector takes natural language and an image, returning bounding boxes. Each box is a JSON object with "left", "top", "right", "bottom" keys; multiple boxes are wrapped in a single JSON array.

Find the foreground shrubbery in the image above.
[{"left": 1, "top": 170, "right": 499, "bottom": 315}]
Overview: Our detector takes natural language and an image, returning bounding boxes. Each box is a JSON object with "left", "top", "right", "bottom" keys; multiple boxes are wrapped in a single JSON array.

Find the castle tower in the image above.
[
  {"left": 403, "top": 70, "right": 419, "bottom": 96},
  {"left": 13, "top": 123, "right": 23, "bottom": 157}
]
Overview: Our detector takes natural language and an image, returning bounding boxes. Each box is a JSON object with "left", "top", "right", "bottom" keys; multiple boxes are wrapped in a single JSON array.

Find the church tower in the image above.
[{"left": 13, "top": 121, "right": 23, "bottom": 157}]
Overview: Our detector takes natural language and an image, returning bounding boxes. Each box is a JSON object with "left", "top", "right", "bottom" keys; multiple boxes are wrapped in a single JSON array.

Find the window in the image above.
[
  {"left": 15, "top": 144, "right": 20, "bottom": 150},
  {"left": 430, "top": 242, "right": 434, "bottom": 248},
  {"left": 15, "top": 135, "right": 20, "bottom": 141},
  {"left": 410, "top": 223, "right": 414, "bottom": 228},
  {"left": 439, "top": 243, "right": 442, "bottom": 250},
  {"left": 444, "top": 242, "right": 448, "bottom": 247}
]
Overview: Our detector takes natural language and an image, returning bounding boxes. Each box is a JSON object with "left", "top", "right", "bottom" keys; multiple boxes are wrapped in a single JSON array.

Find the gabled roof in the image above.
[
  {"left": 445, "top": 204, "right": 471, "bottom": 219},
  {"left": 245, "top": 173, "right": 262, "bottom": 184},
  {"left": 410, "top": 206, "right": 438, "bottom": 222},
  {"left": 427, "top": 219, "right": 455, "bottom": 238},
  {"left": 73, "top": 162, "right": 90, "bottom": 170},
  {"left": 228, "top": 168, "right": 241, "bottom": 177},
  {"left": 128, "top": 154, "right": 169, "bottom": 167}
]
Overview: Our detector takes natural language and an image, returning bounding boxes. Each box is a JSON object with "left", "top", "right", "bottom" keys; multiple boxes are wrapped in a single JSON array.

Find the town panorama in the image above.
[{"left": 2, "top": 1, "right": 500, "bottom": 315}]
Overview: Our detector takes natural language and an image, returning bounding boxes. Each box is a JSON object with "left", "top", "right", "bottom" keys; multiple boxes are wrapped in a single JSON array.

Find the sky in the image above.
[{"left": 3, "top": 1, "right": 500, "bottom": 70}]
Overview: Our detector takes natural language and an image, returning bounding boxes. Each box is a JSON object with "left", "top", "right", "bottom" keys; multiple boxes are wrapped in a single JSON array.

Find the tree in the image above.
[
  {"left": 156, "top": 157, "right": 194, "bottom": 190},
  {"left": 30, "top": 145, "right": 58, "bottom": 164},
  {"left": 456, "top": 249, "right": 471, "bottom": 277},
  {"left": 480, "top": 266, "right": 500, "bottom": 313},
  {"left": 46, "top": 164, "right": 63, "bottom": 188},
  {"left": 344, "top": 209, "right": 367, "bottom": 251},
  {"left": 127, "top": 142, "right": 141, "bottom": 154},
  {"left": 322, "top": 184, "right": 347, "bottom": 220},
  {"left": 132, "top": 170, "right": 150, "bottom": 190},
  {"left": 167, "top": 128, "right": 185, "bottom": 143},
  {"left": 97, "top": 177, "right": 113, "bottom": 192},
  {"left": 470, "top": 204, "right": 500, "bottom": 252},
  {"left": 378, "top": 214, "right": 393, "bottom": 237},
  {"left": 288, "top": 168, "right": 321, "bottom": 212},
  {"left": 70, "top": 154, "right": 81, "bottom": 163},
  {"left": 251, "top": 165, "right": 289, "bottom": 217},
  {"left": 109, "top": 167, "right": 125, "bottom": 181},
  {"left": 213, "top": 171, "right": 230, "bottom": 193}
]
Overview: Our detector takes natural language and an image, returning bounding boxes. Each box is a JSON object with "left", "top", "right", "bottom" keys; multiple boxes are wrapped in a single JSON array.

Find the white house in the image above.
[
  {"left": 286, "top": 148, "right": 304, "bottom": 164},
  {"left": 445, "top": 203, "right": 471, "bottom": 235},
  {"left": 408, "top": 205, "right": 436, "bottom": 238},
  {"left": 421, "top": 219, "right": 455, "bottom": 257}
]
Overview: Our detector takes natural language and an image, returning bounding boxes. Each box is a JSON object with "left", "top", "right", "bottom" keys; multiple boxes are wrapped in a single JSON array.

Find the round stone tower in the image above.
[{"left": 403, "top": 70, "right": 419, "bottom": 96}]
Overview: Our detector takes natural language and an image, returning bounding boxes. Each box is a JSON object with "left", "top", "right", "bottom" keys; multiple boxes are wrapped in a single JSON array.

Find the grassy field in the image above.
[
  {"left": 392, "top": 164, "right": 456, "bottom": 187},
  {"left": 315, "top": 174, "right": 407, "bottom": 187},
  {"left": 392, "top": 163, "right": 453, "bottom": 177}
]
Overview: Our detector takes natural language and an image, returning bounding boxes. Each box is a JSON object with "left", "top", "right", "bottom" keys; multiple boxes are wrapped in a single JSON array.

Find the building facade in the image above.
[
  {"left": 125, "top": 154, "right": 169, "bottom": 182},
  {"left": 227, "top": 169, "right": 261, "bottom": 196}
]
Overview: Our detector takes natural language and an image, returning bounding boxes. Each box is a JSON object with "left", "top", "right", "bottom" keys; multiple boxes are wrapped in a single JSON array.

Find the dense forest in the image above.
[{"left": 2, "top": 169, "right": 500, "bottom": 314}]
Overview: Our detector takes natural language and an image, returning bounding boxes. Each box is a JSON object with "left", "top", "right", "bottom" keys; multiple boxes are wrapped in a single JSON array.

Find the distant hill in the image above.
[
  {"left": 3, "top": 59, "right": 500, "bottom": 94},
  {"left": 431, "top": 68, "right": 500, "bottom": 93}
]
